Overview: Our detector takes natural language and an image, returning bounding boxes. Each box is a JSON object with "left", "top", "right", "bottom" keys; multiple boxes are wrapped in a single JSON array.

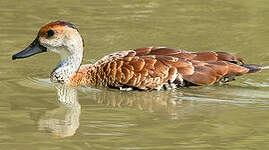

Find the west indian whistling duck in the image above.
[{"left": 12, "top": 21, "right": 261, "bottom": 90}]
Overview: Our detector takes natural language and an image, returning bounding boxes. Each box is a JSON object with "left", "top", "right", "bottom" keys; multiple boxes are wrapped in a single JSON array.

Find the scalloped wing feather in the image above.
[{"left": 70, "top": 47, "right": 256, "bottom": 89}]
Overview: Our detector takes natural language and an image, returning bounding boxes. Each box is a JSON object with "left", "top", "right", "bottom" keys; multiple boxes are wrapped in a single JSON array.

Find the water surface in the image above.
[{"left": 1, "top": 0, "right": 269, "bottom": 149}]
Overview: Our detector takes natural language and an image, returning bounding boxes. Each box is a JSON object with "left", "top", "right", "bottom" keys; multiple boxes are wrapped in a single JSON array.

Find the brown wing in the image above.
[
  {"left": 97, "top": 47, "right": 250, "bottom": 89},
  {"left": 70, "top": 47, "right": 253, "bottom": 89}
]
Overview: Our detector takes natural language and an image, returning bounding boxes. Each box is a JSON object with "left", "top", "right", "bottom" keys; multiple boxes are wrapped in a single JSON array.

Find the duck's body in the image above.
[
  {"left": 69, "top": 46, "right": 253, "bottom": 90},
  {"left": 12, "top": 21, "right": 261, "bottom": 90}
]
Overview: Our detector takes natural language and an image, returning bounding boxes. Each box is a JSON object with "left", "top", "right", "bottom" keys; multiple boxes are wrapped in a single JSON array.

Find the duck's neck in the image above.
[{"left": 50, "top": 52, "right": 83, "bottom": 84}]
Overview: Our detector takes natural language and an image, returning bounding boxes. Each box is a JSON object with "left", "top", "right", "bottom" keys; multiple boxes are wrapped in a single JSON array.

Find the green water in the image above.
[{"left": 1, "top": 0, "right": 269, "bottom": 149}]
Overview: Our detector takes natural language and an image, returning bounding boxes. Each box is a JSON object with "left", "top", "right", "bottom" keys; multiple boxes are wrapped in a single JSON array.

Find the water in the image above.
[{"left": 1, "top": 0, "right": 269, "bottom": 149}]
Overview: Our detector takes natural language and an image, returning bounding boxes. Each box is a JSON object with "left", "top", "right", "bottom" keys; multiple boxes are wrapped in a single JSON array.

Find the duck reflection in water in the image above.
[
  {"left": 38, "top": 85, "right": 81, "bottom": 138},
  {"left": 85, "top": 87, "right": 188, "bottom": 115},
  {"left": 37, "top": 83, "right": 194, "bottom": 138}
]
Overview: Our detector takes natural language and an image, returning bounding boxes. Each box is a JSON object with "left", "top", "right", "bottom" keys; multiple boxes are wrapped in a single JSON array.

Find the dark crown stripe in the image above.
[{"left": 56, "top": 20, "right": 78, "bottom": 30}]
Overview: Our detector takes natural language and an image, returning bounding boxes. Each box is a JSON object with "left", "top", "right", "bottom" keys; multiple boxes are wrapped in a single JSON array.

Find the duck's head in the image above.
[{"left": 12, "top": 20, "right": 84, "bottom": 60}]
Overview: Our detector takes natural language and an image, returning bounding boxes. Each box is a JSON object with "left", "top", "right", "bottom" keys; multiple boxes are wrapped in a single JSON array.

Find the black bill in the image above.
[{"left": 12, "top": 37, "right": 47, "bottom": 60}]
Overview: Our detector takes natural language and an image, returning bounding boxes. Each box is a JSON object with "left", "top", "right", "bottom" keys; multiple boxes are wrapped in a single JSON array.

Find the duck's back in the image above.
[{"left": 70, "top": 47, "right": 259, "bottom": 90}]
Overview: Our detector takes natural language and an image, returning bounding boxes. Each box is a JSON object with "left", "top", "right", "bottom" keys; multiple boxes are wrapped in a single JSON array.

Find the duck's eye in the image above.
[{"left": 47, "top": 30, "right": 55, "bottom": 37}]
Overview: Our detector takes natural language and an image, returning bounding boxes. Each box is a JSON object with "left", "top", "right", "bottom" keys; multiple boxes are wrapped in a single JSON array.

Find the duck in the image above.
[{"left": 12, "top": 20, "right": 261, "bottom": 90}]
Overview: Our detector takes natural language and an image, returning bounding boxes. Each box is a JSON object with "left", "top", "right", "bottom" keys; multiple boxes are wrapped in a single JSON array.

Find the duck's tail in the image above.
[{"left": 242, "top": 64, "right": 262, "bottom": 73}]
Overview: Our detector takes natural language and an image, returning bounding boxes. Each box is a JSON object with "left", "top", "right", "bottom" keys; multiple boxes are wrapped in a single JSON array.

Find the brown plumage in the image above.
[{"left": 69, "top": 46, "right": 259, "bottom": 90}]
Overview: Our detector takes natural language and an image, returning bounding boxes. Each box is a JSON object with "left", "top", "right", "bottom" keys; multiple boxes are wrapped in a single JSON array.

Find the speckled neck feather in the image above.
[{"left": 51, "top": 54, "right": 82, "bottom": 84}]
